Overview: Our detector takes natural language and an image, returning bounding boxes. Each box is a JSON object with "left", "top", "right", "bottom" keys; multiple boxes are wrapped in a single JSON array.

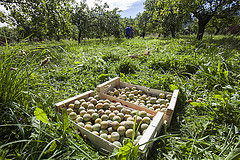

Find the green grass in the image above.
[{"left": 0, "top": 35, "right": 240, "bottom": 159}]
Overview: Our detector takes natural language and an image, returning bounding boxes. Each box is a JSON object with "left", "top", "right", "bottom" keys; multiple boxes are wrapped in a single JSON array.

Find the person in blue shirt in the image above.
[
  {"left": 130, "top": 26, "right": 134, "bottom": 38},
  {"left": 125, "top": 26, "right": 132, "bottom": 39}
]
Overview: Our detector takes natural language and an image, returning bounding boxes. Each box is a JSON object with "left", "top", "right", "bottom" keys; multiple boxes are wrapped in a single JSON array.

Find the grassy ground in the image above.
[{"left": 0, "top": 35, "right": 240, "bottom": 159}]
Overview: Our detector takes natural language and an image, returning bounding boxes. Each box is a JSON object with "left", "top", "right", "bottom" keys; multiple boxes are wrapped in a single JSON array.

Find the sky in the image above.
[
  {"left": 0, "top": 0, "right": 145, "bottom": 27},
  {"left": 84, "top": 0, "right": 145, "bottom": 18}
]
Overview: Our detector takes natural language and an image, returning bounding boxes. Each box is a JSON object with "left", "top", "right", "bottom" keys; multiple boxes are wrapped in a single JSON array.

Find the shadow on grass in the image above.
[
  {"left": 206, "top": 35, "right": 240, "bottom": 52},
  {"left": 185, "top": 35, "right": 240, "bottom": 52}
]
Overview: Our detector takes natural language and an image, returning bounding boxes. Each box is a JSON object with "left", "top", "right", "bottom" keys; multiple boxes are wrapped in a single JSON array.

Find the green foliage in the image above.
[
  {"left": 144, "top": 0, "right": 187, "bottom": 38},
  {"left": 115, "top": 59, "right": 139, "bottom": 74},
  {"left": 0, "top": 35, "right": 240, "bottom": 159},
  {"left": 0, "top": 27, "right": 18, "bottom": 43},
  {"left": 34, "top": 107, "right": 49, "bottom": 124},
  {"left": 102, "top": 52, "right": 120, "bottom": 62},
  {"left": 226, "top": 145, "right": 240, "bottom": 160},
  {"left": 0, "top": 41, "right": 100, "bottom": 159},
  {"left": 142, "top": 0, "right": 239, "bottom": 40},
  {"left": 116, "top": 138, "right": 139, "bottom": 160},
  {"left": 71, "top": 0, "right": 123, "bottom": 43},
  {"left": 1, "top": 0, "right": 73, "bottom": 41},
  {"left": 111, "top": 111, "right": 141, "bottom": 160}
]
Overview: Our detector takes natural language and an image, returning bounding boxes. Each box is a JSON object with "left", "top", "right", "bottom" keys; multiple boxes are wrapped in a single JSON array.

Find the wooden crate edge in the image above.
[
  {"left": 120, "top": 81, "right": 172, "bottom": 95},
  {"left": 96, "top": 77, "right": 120, "bottom": 93},
  {"left": 55, "top": 90, "right": 95, "bottom": 111},
  {"left": 138, "top": 112, "right": 164, "bottom": 152},
  {"left": 73, "top": 122, "right": 119, "bottom": 153},
  {"left": 97, "top": 92, "right": 157, "bottom": 116},
  {"left": 163, "top": 89, "right": 179, "bottom": 126},
  {"left": 55, "top": 90, "right": 160, "bottom": 155}
]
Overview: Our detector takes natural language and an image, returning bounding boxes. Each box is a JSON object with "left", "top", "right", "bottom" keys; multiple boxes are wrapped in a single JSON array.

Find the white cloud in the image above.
[
  {"left": 0, "top": 5, "right": 7, "bottom": 12},
  {"left": 81, "top": 0, "right": 143, "bottom": 11}
]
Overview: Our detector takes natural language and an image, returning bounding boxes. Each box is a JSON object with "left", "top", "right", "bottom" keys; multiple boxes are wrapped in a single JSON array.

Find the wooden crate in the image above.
[
  {"left": 97, "top": 77, "right": 179, "bottom": 127},
  {"left": 55, "top": 90, "right": 164, "bottom": 155}
]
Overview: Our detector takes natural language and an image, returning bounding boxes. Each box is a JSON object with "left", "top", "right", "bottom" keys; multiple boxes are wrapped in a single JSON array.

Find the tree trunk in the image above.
[
  {"left": 215, "top": 26, "right": 220, "bottom": 35},
  {"left": 197, "top": 22, "right": 205, "bottom": 40},
  {"left": 56, "top": 35, "right": 60, "bottom": 41},
  {"left": 170, "top": 25, "right": 176, "bottom": 38},
  {"left": 78, "top": 30, "right": 82, "bottom": 44},
  {"left": 196, "top": 14, "right": 213, "bottom": 40},
  {"left": 163, "top": 33, "right": 167, "bottom": 38}
]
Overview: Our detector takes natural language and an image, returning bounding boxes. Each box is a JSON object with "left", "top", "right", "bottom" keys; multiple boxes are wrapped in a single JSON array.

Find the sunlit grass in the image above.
[{"left": 0, "top": 35, "right": 239, "bottom": 159}]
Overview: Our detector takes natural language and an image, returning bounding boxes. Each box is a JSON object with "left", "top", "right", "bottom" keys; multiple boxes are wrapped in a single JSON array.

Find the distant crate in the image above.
[
  {"left": 55, "top": 90, "right": 164, "bottom": 157},
  {"left": 97, "top": 77, "right": 179, "bottom": 127}
]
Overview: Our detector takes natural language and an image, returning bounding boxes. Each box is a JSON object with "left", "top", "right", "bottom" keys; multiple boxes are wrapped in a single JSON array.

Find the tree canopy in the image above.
[
  {"left": 1, "top": 0, "right": 73, "bottom": 41},
  {"left": 0, "top": 0, "right": 239, "bottom": 41},
  {"left": 141, "top": 0, "right": 239, "bottom": 39},
  {"left": 1, "top": 0, "right": 124, "bottom": 42},
  {"left": 178, "top": 0, "right": 240, "bottom": 40}
]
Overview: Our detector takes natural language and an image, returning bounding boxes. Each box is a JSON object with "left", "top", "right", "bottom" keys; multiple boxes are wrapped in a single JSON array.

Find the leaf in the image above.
[
  {"left": 45, "top": 140, "right": 57, "bottom": 154},
  {"left": 212, "top": 94, "right": 226, "bottom": 104},
  {"left": 190, "top": 102, "right": 207, "bottom": 107},
  {"left": 170, "top": 84, "right": 178, "bottom": 91},
  {"left": 74, "top": 61, "right": 81, "bottom": 64},
  {"left": 119, "top": 140, "right": 132, "bottom": 156},
  {"left": 213, "top": 94, "right": 223, "bottom": 99},
  {"left": 34, "top": 107, "right": 49, "bottom": 124},
  {"left": 117, "top": 139, "right": 133, "bottom": 160},
  {"left": 130, "top": 145, "right": 139, "bottom": 159},
  {"left": 223, "top": 71, "right": 229, "bottom": 82},
  {"left": 217, "top": 60, "right": 221, "bottom": 76},
  {"left": 61, "top": 108, "right": 69, "bottom": 134},
  {"left": 98, "top": 74, "right": 108, "bottom": 81},
  {"left": 225, "top": 148, "right": 240, "bottom": 160}
]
